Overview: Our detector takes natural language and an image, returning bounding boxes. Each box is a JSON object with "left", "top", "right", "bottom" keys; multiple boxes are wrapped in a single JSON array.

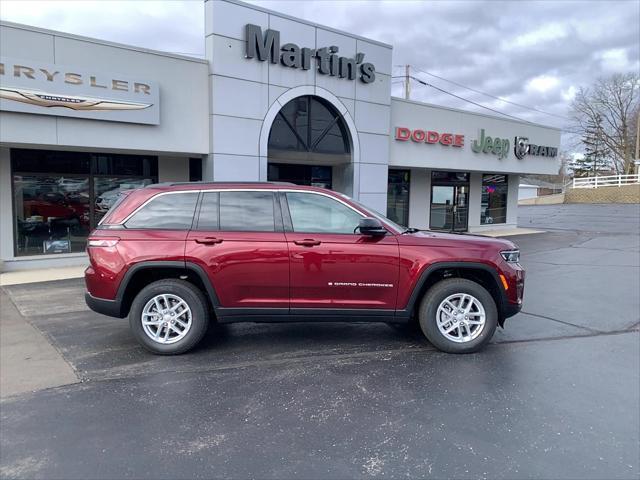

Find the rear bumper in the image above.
[{"left": 85, "top": 292, "right": 125, "bottom": 318}]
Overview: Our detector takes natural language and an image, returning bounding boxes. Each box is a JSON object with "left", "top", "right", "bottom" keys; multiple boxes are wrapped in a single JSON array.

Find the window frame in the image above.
[
  {"left": 117, "top": 189, "right": 396, "bottom": 234},
  {"left": 193, "top": 191, "right": 284, "bottom": 233},
  {"left": 268, "top": 95, "right": 351, "bottom": 156},
  {"left": 281, "top": 191, "right": 367, "bottom": 235}
]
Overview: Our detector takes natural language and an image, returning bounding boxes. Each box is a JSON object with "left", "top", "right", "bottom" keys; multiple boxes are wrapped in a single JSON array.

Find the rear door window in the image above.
[
  {"left": 125, "top": 192, "right": 198, "bottom": 229},
  {"left": 219, "top": 191, "right": 276, "bottom": 232}
]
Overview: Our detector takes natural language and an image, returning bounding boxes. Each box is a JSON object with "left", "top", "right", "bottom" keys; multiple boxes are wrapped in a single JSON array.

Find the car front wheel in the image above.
[
  {"left": 418, "top": 278, "right": 497, "bottom": 353},
  {"left": 129, "top": 279, "right": 210, "bottom": 355}
]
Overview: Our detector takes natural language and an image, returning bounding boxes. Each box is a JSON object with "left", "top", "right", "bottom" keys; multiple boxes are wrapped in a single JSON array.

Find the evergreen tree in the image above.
[{"left": 570, "top": 114, "right": 611, "bottom": 177}]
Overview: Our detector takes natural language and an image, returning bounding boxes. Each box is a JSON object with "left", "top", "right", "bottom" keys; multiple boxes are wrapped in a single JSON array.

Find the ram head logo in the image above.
[{"left": 514, "top": 136, "right": 530, "bottom": 160}]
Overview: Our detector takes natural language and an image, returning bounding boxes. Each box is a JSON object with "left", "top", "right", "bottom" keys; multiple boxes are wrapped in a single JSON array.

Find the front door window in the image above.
[{"left": 285, "top": 192, "right": 362, "bottom": 234}]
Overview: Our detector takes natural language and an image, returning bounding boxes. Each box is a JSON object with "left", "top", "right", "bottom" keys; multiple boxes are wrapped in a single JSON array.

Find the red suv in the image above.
[{"left": 85, "top": 182, "right": 524, "bottom": 355}]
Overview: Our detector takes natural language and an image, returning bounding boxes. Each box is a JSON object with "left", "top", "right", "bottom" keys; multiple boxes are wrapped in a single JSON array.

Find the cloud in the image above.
[
  {"left": 509, "top": 23, "right": 569, "bottom": 49},
  {"left": 527, "top": 75, "right": 561, "bottom": 94},
  {"left": 598, "top": 48, "right": 633, "bottom": 72},
  {"left": 1, "top": 0, "right": 639, "bottom": 151}
]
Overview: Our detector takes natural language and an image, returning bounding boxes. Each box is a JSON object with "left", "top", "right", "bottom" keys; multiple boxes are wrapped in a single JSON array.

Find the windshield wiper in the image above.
[{"left": 401, "top": 227, "right": 422, "bottom": 234}]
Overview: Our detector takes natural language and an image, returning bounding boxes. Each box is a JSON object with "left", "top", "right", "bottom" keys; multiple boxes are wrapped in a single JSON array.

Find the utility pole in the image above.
[
  {"left": 635, "top": 108, "right": 639, "bottom": 174},
  {"left": 404, "top": 64, "right": 411, "bottom": 100},
  {"left": 594, "top": 114, "right": 600, "bottom": 177}
]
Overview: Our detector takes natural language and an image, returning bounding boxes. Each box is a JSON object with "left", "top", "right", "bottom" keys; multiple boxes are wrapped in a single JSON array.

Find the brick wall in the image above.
[{"left": 565, "top": 184, "right": 640, "bottom": 204}]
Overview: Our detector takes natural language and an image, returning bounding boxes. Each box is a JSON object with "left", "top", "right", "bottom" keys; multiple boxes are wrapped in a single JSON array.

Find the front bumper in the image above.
[
  {"left": 85, "top": 292, "right": 124, "bottom": 318},
  {"left": 503, "top": 300, "right": 523, "bottom": 319}
]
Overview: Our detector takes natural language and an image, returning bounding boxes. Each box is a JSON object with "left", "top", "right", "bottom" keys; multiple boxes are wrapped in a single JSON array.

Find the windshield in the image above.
[{"left": 341, "top": 195, "right": 406, "bottom": 233}]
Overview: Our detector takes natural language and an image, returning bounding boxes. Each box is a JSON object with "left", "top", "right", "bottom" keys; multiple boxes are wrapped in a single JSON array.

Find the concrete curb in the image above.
[{"left": 0, "top": 266, "right": 86, "bottom": 286}]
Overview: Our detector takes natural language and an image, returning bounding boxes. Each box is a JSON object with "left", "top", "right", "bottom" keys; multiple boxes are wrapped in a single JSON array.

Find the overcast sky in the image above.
[{"left": 1, "top": 0, "right": 638, "bottom": 144}]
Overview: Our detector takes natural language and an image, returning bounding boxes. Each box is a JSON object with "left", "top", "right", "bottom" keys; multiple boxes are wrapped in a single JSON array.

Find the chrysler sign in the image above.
[
  {"left": 245, "top": 24, "right": 376, "bottom": 83},
  {"left": 0, "top": 57, "right": 159, "bottom": 125}
]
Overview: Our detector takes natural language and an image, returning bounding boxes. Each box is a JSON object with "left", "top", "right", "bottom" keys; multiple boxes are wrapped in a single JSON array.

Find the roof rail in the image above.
[{"left": 148, "top": 181, "right": 297, "bottom": 188}]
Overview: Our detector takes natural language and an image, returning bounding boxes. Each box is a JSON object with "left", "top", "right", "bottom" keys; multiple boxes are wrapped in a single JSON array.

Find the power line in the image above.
[
  {"left": 392, "top": 75, "right": 532, "bottom": 123},
  {"left": 393, "top": 64, "right": 570, "bottom": 121}
]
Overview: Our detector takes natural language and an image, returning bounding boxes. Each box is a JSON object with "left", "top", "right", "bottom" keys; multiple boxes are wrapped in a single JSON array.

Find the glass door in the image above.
[
  {"left": 430, "top": 172, "right": 470, "bottom": 232},
  {"left": 452, "top": 185, "right": 469, "bottom": 232}
]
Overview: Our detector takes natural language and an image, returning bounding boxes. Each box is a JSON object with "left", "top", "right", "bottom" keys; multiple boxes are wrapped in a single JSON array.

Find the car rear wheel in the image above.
[
  {"left": 418, "top": 278, "right": 497, "bottom": 354},
  {"left": 129, "top": 279, "right": 210, "bottom": 355}
]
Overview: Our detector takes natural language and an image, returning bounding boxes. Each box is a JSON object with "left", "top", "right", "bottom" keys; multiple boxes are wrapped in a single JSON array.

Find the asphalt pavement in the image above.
[{"left": 1, "top": 203, "right": 638, "bottom": 479}]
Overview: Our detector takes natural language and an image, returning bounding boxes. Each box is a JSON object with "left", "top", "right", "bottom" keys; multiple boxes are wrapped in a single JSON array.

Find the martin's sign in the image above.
[
  {"left": 0, "top": 57, "right": 159, "bottom": 125},
  {"left": 245, "top": 24, "right": 375, "bottom": 83}
]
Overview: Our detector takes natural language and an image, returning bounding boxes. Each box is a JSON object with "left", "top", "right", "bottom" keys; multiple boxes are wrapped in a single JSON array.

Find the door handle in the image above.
[
  {"left": 195, "top": 237, "right": 223, "bottom": 245},
  {"left": 294, "top": 239, "right": 321, "bottom": 247}
]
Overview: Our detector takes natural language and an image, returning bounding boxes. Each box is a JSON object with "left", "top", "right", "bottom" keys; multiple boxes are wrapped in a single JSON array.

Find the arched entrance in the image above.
[{"left": 267, "top": 95, "right": 352, "bottom": 191}]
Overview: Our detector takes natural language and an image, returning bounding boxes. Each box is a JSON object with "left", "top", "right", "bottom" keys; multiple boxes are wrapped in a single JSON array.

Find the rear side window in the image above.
[
  {"left": 125, "top": 192, "right": 198, "bottom": 229},
  {"left": 219, "top": 191, "right": 275, "bottom": 232}
]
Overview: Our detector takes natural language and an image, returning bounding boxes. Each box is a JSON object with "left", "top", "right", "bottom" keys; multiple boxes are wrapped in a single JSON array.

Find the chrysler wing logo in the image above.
[{"left": 0, "top": 87, "right": 153, "bottom": 111}]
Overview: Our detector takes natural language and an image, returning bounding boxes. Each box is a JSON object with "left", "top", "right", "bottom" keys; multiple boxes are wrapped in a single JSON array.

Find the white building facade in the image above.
[{"left": 0, "top": 0, "right": 561, "bottom": 271}]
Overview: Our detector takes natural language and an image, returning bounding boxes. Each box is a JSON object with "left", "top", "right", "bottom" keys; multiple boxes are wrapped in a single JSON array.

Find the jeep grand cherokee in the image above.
[{"left": 85, "top": 182, "right": 524, "bottom": 354}]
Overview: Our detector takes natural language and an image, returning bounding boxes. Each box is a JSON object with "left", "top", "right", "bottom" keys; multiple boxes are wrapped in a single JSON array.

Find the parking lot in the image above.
[{"left": 1, "top": 203, "right": 639, "bottom": 479}]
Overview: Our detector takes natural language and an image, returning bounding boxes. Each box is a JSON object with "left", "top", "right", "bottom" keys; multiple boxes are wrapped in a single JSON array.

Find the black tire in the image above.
[
  {"left": 129, "top": 279, "right": 210, "bottom": 355},
  {"left": 418, "top": 278, "right": 497, "bottom": 354}
]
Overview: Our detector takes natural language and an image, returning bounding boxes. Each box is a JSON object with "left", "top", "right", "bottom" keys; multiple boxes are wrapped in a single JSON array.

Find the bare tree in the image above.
[{"left": 570, "top": 73, "right": 639, "bottom": 174}]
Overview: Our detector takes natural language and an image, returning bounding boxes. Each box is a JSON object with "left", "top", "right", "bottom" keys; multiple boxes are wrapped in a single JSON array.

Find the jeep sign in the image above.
[{"left": 245, "top": 24, "right": 376, "bottom": 83}]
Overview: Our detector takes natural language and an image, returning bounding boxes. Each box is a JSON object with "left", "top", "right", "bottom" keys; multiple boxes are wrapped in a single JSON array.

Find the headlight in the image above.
[{"left": 500, "top": 250, "right": 520, "bottom": 263}]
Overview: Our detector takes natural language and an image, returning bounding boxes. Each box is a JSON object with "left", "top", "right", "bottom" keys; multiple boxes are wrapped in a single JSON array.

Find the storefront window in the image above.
[
  {"left": 11, "top": 149, "right": 157, "bottom": 256},
  {"left": 387, "top": 169, "right": 410, "bottom": 227},
  {"left": 268, "top": 163, "right": 332, "bottom": 189},
  {"left": 14, "top": 175, "right": 90, "bottom": 255},
  {"left": 94, "top": 177, "right": 153, "bottom": 224},
  {"left": 481, "top": 174, "right": 508, "bottom": 224}
]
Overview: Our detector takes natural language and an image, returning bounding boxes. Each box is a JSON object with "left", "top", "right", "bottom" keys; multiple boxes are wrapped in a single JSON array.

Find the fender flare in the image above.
[
  {"left": 115, "top": 260, "right": 221, "bottom": 317},
  {"left": 396, "top": 261, "right": 508, "bottom": 322}
]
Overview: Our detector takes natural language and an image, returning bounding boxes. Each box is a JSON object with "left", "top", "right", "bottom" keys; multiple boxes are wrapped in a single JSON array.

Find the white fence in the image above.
[{"left": 571, "top": 174, "right": 640, "bottom": 189}]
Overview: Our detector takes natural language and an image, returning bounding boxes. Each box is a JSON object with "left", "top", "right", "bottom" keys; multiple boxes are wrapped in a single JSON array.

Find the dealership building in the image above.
[{"left": 0, "top": 0, "right": 561, "bottom": 271}]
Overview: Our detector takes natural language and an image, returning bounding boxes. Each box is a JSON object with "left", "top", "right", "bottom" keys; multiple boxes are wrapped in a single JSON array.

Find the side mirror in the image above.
[{"left": 358, "top": 217, "right": 387, "bottom": 236}]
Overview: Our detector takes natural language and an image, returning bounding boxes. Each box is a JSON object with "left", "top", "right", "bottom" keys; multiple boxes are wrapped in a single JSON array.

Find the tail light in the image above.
[{"left": 88, "top": 238, "right": 119, "bottom": 248}]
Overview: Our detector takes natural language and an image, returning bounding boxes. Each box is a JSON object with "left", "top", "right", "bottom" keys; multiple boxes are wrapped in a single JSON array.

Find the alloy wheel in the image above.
[
  {"left": 141, "top": 294, "right": 192, "bottom": 344},
  {"left": 435, "top": 293, "right": 486, "bottom": 343}
]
